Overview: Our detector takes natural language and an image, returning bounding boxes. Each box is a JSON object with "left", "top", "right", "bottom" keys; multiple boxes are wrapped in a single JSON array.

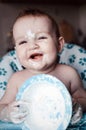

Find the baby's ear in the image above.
[{"left": 57, "top": 36, "right": 65, "bottom": 52}]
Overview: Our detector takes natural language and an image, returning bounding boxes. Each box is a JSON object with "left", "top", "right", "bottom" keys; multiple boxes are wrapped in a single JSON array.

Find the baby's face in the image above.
[{"left": 13, "top": 16, "right": 58, "bottom": 73}]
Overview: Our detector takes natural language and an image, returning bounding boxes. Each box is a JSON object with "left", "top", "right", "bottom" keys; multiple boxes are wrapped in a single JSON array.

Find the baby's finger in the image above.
[
  {"left": 10, "top": 101, "right": 22, "bottom": 107},
  {"left": 11, "top": 101, "right": 29, "bottom": 109},
  {"left": 11, "top": 112, "right": 28, "bottom": 124},
  {"left": 11, "top": 116, "right": 26, "bottom": 124},
  {"left": 11, "top": 111, "right": 28, "bottom": 118}
]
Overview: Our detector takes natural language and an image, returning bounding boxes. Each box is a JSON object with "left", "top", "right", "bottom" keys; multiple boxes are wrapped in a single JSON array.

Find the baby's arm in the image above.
[
  {"left": 0, "top": 101, "right": 28, "bottom": 123},
  {"left": 70, "top": 67, "right": 86, "bottom": 112},
  {"left": 0, "top": 75, "right": 17, "bottom": 122},
  {"left": 0, "top": 74, "right": 28, "bottom": 123},
  {"left": 0, "top": 74, "right": 18, "bottom": 108}
]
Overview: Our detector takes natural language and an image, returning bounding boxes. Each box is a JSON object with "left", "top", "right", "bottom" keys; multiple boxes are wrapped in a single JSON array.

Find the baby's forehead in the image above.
[
  {"left": 13, "top": 15, "right": 53, "bottom": 33},
  {"left": 13, "top": 15, "right": 55, "bottom": 40},
  {"left": 15, "top": 15, "right": 52, "bottom": 26}
]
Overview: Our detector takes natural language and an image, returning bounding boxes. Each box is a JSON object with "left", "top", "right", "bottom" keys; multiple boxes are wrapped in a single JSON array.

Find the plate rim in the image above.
[{"left": 16, "top": 74, "right": 72, "bottom": 130}]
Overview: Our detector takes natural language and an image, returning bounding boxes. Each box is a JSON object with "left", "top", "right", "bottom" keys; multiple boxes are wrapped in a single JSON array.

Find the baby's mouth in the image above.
[{"left": 30, "top": 53, "right": 43, "bottom": 60}]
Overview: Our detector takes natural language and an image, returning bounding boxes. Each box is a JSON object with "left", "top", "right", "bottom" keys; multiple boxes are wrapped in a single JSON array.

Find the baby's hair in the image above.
[{"left": 13, "top": 8, "right": 60, "bottom": 38}]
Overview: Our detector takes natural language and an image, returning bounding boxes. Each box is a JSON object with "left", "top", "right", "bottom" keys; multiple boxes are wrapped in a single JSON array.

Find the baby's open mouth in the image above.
[{"left": 30, "top": 53, "right": 43, "bottom": 60}]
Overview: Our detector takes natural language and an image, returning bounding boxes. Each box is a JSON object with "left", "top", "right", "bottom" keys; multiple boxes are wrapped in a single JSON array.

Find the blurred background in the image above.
[{"left": 0, "top": 0, "right": 86, "bottom": 57}]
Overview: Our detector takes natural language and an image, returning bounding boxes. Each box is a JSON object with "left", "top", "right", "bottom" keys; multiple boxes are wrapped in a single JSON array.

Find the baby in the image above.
[{"left": 0, "top": 8, "right": 86, "bottom": 124}]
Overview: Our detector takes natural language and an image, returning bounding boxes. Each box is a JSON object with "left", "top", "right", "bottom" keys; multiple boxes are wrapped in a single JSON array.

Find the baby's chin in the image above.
[{"left": 28, "top": 63, "right": 50, "bottom": 72}]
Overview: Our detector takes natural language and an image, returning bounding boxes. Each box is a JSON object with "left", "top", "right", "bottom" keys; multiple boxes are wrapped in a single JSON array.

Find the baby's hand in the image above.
[
  {"left": 10, "top": 101, "right": 29, "bottom": 124},
  {"left": 0, "top": 101, "right": 29, "bottom": 124},
  {"left": 71, "top": 99, "right": 83, "bottom": 124}
]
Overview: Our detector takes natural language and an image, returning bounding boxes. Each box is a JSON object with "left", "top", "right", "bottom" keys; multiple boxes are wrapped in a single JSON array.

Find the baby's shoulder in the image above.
[
  {"left": 8, "top": 70, "right": 26, "bottom": 83},
  {"left": 58, "top": 63, "right": 76, "bottom": 71},
  {"left": 7, "top": 69, "right": 29, "bottom": 88},
  {"left": 11, "top": 70, "right": 24, "bottom": 77},
  {"left": 56, "top": 64, "right": 78, "bottom": 76}
]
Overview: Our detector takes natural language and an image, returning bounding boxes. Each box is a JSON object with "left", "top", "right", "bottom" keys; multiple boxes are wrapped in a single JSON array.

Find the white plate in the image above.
[{"left": 16, "top": 74, "right": 72, "bottom": 130}]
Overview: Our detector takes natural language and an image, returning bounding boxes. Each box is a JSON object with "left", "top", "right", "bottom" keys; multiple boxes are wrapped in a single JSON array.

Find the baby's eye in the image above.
[
  {"left": 38, "top": 36, "right": 47, "bottom": 40},
  {"left": 19, "top": 41, "right": 27, "bottom": 45}
]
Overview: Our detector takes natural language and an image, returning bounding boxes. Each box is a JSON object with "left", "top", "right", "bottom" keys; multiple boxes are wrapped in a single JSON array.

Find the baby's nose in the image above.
[{"left": 28, "top": 40, "right": 38, "bottom": 50}]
